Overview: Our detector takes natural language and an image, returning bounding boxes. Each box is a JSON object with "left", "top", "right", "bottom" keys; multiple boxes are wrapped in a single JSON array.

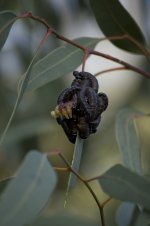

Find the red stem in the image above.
[
  {"left": 95, "top": 67, "right": 127, "bottom": 76},
  {"left": 17, "top": 12, "right": 150, "bottom": 79},
  {"left": 82, "top": 50, "right": 90, "bottom": 72},
  {"left": 90, "top": 50, "right": 150, "bottom": 78}
]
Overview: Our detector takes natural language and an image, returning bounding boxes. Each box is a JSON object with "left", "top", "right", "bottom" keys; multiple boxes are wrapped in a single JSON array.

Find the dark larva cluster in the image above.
[{"left": 51, "top": 71, "right": 108, "bottom": 143}]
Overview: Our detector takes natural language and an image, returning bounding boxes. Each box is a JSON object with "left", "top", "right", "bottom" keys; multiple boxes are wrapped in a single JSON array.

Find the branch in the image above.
[
  {"left": 90, "top": 50, "right": 150, "bottom": 78},
  {"left": 98, "top": 34, "right": 150, "bottom": 64},
  {"left": 18, "top": 12, "right": 150, "bottom": 79},
  {"left": 95, "top": 67, "right": 127, "bottom": 77},
  {"left": 57, "top": 151, "right": 106, "bottom": 226},
  {"left": 18, "top": 12, "right": 86, "bottom": 51}
]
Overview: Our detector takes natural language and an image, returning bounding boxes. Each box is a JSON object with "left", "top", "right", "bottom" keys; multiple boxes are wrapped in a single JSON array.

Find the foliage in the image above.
[{"left": 0, "top": 1, "right": 150, "bottom": 226}]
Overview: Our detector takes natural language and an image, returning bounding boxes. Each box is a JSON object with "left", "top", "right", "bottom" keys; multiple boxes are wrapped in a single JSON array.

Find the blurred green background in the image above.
[{"left": 0, "top": 0, "right": 150, "bottom": 225}]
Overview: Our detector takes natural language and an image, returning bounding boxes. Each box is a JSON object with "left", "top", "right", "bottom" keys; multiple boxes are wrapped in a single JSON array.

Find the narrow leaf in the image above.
[
  {"left": 0, "top": 10, "right": 17, "bottom": 51},
  {"left": 98, "top": 164, "right": 150, "bottom": 210},
  {"left": 115, "top": 108, "right": 143, "bottom": 174},
  {"left": 64, "top": 135, "right": 84, "bottom": 207},
  {"left": 90, "top": 0, "right": 147, "bottom": 53},
  {"left": 24, "top": 37, "right": 99, "bottom": 92},
  {"left": 0, "top": 47, "right": 39, "bottom": 145},
  {"left": 0, "top": 150, "right": 57, "bottom": 226},
  {"left": 68, "top": 134, "right": 84, "bottom": 188}
]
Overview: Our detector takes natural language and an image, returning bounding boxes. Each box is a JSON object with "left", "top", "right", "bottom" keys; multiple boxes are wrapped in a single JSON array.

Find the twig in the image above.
[
  {"left": 124, "top": 34, "right": 150, "bottom": 64},
  {"left": 18, "top": 12, "right": 86, "bottom": 51},
  {"left": 54, "top": 167, "right": 69, "bottom": 172},
  {"left": 48, "top": 150, "right": 111, "bottom": 226},
  {"left": 18, "top": 12, "right": 50, "bottom": 29},
  {"left": 52, "top": 30, "right": 86, "bottom": 51},
  {"left": 18, "top": 12, "right": 150, "bottom": 79},
  {"left": 101, "top": 197, "right": 112, "bottom": 208},
  {"left": 98, "top": 34, "right": 150, "bottom": 64},
  {"left": 57, "top": 151, "right": 106, "bottom": 226},
  {"left": 95, "top": 67, "right": 127, "bottom": 77},
  {"left": 82, "top": 49, "right": 90, "bottom": 72},
  {"left": 90, "top": 50, "right": 150, "bottom": 78}
]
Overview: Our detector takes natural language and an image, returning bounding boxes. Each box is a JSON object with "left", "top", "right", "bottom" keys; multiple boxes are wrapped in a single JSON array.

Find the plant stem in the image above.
[
  {"left": 95, "top": 67, "right": 127, "bottom": 77},
  {"left": 58, "top": 152, "right": 106, "bottom": 226},
  {"left": 90, "top": 50, "right": 150, "bottom": 78},
  {"left": 101, "top": 197, "right": 112, "bottom": 208},
  {"left": 18, "top": 12, "right": 86, "bottom": 51},
  {"left": 54, "top": 167, "right": 69, "bottom": 172},
  {"left": 98, "top": 34, "right": 150, "bottom": 64},
  {"left": 18, "top": 12, "right": 150, "bottom": 79},
  {"left": 125, "top": 34, "right": 150, "bottom": 64},
  {"left": 82, "top": 50, "right": 90, "bottom": 72}
]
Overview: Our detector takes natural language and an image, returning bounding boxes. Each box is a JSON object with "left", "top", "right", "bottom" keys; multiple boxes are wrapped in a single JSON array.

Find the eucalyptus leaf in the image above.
[
  {"left": 115, "top": 108, "right": 143, "bottom": 174},
  {"left": 0, "top": 150, "right": 57, "bottom": 226},
  {"left": 116, "top": 203, "right": 150, "bottom": 226},
  {"left": 133, "top": 209, "right": 150, "bottom": 226},
  {"left": 0, "top": 47, "right": 40, "bottom": 145},
  {"left": 116, "top": 202, "right": 135, "bottom": 226},
  {"left": 68, "top": 134, "right": 84, "bottom": 189},
  {"left": 98, "top": 164, "right": 150, "bottom": 210},
  {"left": 0, "top": 177, "right": 13, "bottom": 195},
  {"left": 90, "top": 0, "right": 147, "bottom": 53},
  {"left": 64, "top": 135, "right": 84, "bottom": 207},
  {"left": 5, "top": 117, "right": 53, "bottom": 144},
  {"left": 24, "top": 37, "right": 99, "bottom": 92},
  {"left": 0, "top": 10, "right": 17, "bottom": 51}
]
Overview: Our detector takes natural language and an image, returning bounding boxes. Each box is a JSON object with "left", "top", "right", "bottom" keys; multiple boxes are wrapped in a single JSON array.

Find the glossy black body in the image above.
[{"left": 56, "top": 71, "right": 108, "bottom": 143}]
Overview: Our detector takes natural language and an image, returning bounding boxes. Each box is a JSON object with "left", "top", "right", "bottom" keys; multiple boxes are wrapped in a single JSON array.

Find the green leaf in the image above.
[
  {"left": 98, "top": 164, "right": 150, "bottom": 210},
  {"left": 24, "top": 37, "right": 99, "bottom": 92},
  {"left": 116, "top": 202, "right": 135, "bottom": 226},
  {"left": 5, "top": 117, "right": 52, "bottom": 144},
  {"left": 116, "top": 203, "right": 150, "bottom": 226},
  {"left": 133, "top": 209, "right": 150, "bottom": 226},
  {"left": 0, "top": 177, "right": 13, "bottom": 195},
  {"left": 0, "top": 150, "right": 57, "bottom": 226},
  {"left": 0, "top": 10, "right": 17, "bottom": 51},
  {"left": 90, "top": 0, "right": 147, "bottom": 53},
  {"left": 115, "top": 108, "right": 143, "bottom": 174},
  {"left": 0, "top": 47, "right": 40, "bottom": 146},
  {"left": 68, "top": 134, "right": 84, "bottom": 188},
  {"left": 27, "top": 214, "right": 99, "bottom": 226},
  {"left": 64, "top": 135, "right": 84, "bottom": 207}
]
